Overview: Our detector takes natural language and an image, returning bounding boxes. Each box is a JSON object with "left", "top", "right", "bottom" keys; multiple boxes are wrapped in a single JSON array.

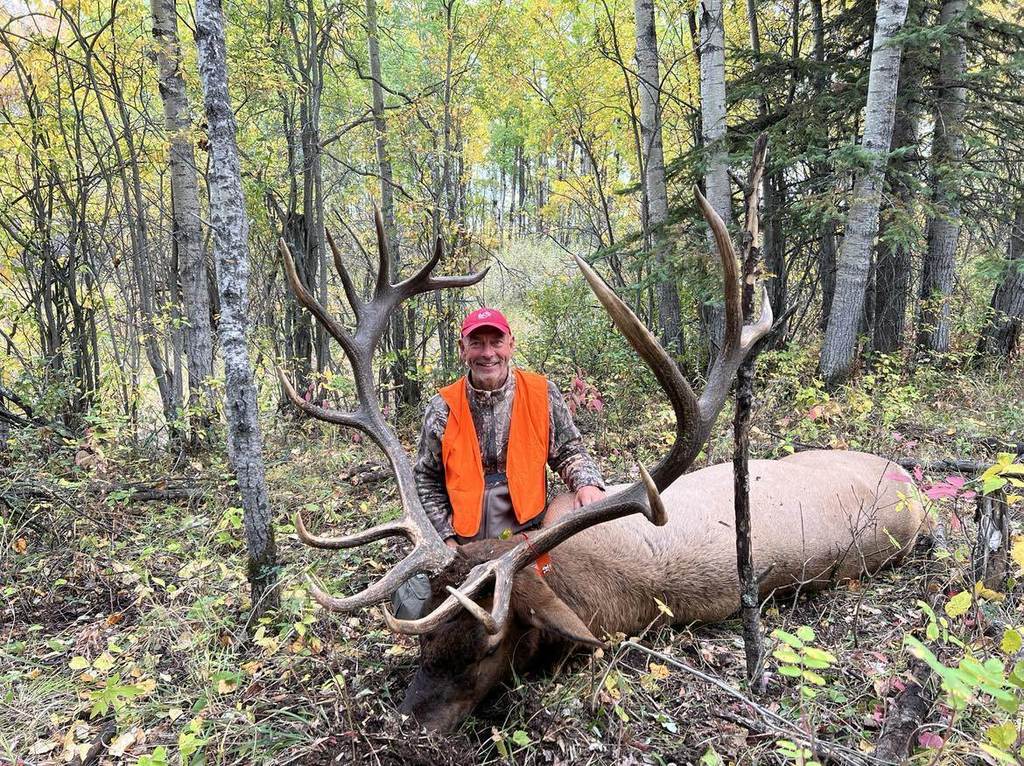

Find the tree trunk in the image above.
[
  {"left": 699, "top": 0, "right": 731, "bottom": 363},
  {"left": 366, "top": 0, "right": 416, "bottom": 412},
  {"left": 196, "top": 0, "right": 278, "bottom": 620},
  {"left": 977, "top": 203, "right": 1024, "bottom": 360},
  {"left": 634, "top": 0, "right": 683, "bottom": 354},
  {"left": 917, "top": 0, "right": 967, "bottom": 355},
  {"left": 819, "top": 0, "right": 909, "bottom": 387},
  {"left": 151, "top": 0, "right": 215, "bottom": 446},
  {"left": 872, "top": 8, "right": 922, "bottom": 355}
]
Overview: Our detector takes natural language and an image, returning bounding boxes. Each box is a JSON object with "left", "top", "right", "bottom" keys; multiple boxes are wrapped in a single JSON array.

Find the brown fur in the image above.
[{"left": 400, "top": 450, "right": 928, "bottom": 731}]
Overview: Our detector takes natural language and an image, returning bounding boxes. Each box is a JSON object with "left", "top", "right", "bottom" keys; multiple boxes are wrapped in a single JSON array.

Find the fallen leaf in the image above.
[
  {"left": 29, "top": 740, "right": 58, "bottom": 755},
  {"left": 108, "top": 728, "right": 141, "bottom": 757},
  {"left": 14, "top": 538, "right": 27, "bottom": 554}
]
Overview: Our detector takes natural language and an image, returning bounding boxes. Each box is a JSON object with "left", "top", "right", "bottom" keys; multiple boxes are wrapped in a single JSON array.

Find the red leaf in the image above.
[
  {"left": 885, "top": 471, "right": 911, "bottom": 483},
  {"left": 917, "top": 732, "right": 944, "bottom": 749},
  {"left": 945, "top": 476, "right": 965, "bottom": 489},
  {"left": 913, "top": 465, "right": 924, "bottom": 482}
]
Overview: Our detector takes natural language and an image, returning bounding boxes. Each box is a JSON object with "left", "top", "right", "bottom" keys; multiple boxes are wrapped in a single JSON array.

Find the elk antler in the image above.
[
  {"left": 280, "top": 209, "right": 487, "bottom": 611},
  {"left": 383, "top": 187, "right": 773, "bottom": 636}
]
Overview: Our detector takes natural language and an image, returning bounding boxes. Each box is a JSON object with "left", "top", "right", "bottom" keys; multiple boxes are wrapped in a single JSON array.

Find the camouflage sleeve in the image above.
[
  {"left": 414, "top": 394, "right": 456, "bottom": 539},
  {"left": 546, "top": 380, "right": 605, "bottom": 493}
]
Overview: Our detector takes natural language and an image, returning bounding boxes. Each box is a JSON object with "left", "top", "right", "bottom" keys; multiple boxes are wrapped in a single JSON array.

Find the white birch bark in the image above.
[
  {"left": 917, "top": 0, "right": 967, "bottom": 354},
  {"left": 819, "top": 0, "right": 909, "bottom": 386},
  {"left": 634, "top": 0, "right": 682, "bottom": 351},
  {"left": 699, "top": 0, "right": 731, "bottom": 359},
  {"left": 195, "top": 0, "right": 278, "bottom": 616},
  {"left": 151, "top": 0, "right": 215, "bottom": 444}
]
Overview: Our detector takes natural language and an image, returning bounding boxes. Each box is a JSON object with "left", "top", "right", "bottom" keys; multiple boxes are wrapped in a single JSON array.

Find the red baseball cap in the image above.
[{"left": 461, "top": 307, "right": 511, "bottom": 337}]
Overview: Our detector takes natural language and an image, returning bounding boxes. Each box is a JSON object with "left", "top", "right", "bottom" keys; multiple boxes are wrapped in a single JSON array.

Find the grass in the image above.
[{"left": 1, "top": 347, "right": 1022, "bottom": 765}]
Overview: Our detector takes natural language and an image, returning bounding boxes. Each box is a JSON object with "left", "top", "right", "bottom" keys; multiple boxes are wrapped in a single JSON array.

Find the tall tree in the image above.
[
  {"left": 917, "top": 0, "right": 968, "bottom": 354},
  {"left": 819, "top": 0, "right": 909, "bottom": 387},
  {"left": 365, "top": 0, "right": 417, "bottom": 410},
  {"left": 151, "top": 0, "right": 215, "bottom": 446},
  {"left": 977, "top": 201, "right": 1024, "bottom": 360},
  {"left": 195, "top": 0, "right": 278, "bottom": 618},
  {"left": 633, "top": 0, "right": 682, "bottom": 352},
  {"left": 872, "top": 0, "right": 925, "bottom": 354},
  {"left": 699, "top": 0, "right": 731, "bottom": 361}
]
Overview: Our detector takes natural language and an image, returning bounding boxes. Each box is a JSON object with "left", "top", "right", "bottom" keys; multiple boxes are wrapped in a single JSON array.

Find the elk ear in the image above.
[{"left": 512, "top": 574, "right": 603, "bottom": 648}]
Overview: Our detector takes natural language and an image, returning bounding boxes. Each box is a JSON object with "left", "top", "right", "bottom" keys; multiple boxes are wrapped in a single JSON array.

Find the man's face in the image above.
[{"left": 459, "top": 327, "right": 514, "bottom": 391}]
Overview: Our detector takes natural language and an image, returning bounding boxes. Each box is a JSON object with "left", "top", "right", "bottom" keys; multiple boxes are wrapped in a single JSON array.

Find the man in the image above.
[
  {"left": 415, "top": 307, "right": 606, "bottom": 545},
  {"left": 391, "top": 308, "right": 606, "bottom": 618}
]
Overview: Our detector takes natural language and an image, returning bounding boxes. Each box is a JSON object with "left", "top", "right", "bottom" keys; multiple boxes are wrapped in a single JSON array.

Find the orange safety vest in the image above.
[{"left": 439, "top": 368, "right": 550, "bottom": 538}]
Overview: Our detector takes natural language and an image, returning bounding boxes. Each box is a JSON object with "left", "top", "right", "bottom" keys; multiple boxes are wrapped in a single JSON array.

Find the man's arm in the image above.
[
  {"left": 414, "top": 395, "right": 458, "bottom": 543},
  {"left": 546, "top": 380, "right": 606, "bottom": 506}
]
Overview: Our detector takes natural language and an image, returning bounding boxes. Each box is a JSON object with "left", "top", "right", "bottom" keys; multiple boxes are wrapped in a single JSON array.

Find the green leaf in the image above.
[
  {"left": 778, "top": 665, "right": 802, "bottom": 677},
  {"left": 795, "top": 626, "right": 815, "bottom": 642},
  {"left": 772, "top": 630, "right": 805, "bottom": 649},
  {"left": 700, "top": 746, "right": 724, "bottom": 766},
  {"left": 69, "top": 656, "right": 90, "bottom": 670},
  {"left": 983, "top": 476, "right": 1008, "bottom": 495},
  {"left": 987, "top": 722, "right": 1018, "bottom": 749},
  {"left": 944, "top": 590, "right": 972, "bottom": 618},
  {"left": 511, "top": 730, "right": 531, "bottom": 747},
  {"left": 802, "top": 670, "right": 826, "bottom": 685},
  {"left": 773, "top": 647, "right": 802, "bottom": 664},
  {"left": 979, "top": 743, "right": 1017, "bottom": 764},
  {"left": 803, "top": 647, "right": 837, "bottom": 665}
]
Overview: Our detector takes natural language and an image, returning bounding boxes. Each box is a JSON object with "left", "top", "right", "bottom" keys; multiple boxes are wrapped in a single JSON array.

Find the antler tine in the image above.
[
  {"left": 295, "top": 512, "right": 409, "bottom": 549},
  {"left": 325, "top": 227, "right": 364, "bottom": 322},
  {"left": 393, "top": 237, "right": 490, "bottom": 300},
  {"left": 693, "top": 188, "right": 772, "bottom": 425},
  {"left": 305, "top": 539, "right": 453, "bottom": 613},
  {"left": 574, "top": 254, "right": 702, "bottom": 487},
  {"left": 278, "top": 238, "right": 359, "bottom": 361},
  {"left": 373, "top": 205, "right": 391, "bottom": 297},
  {"left": 277, "top": 366, "right": 367, "bottom": 429}
]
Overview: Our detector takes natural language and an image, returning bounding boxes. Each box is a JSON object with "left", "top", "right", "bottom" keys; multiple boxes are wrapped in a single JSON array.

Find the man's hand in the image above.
[
  {"left": 444, "top": 537, "right": 459, "bottom": 549},
  {"left": 574, "top": 485, "right": 606, "bottom": 509}
]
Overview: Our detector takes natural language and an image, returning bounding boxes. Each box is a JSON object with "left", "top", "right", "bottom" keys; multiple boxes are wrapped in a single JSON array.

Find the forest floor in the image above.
[{"left": 2, "top": 349, "right": 1024, "bottom": 765}]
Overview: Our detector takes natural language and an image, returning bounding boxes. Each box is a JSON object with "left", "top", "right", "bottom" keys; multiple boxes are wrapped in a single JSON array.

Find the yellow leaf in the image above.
[
  {"left": 216, "top": 677, "right": 238, "bottom": 694},
  {"left": 136, "top": 678, "right": 157, "bottom": 694},
  {"left": 653, "top": 597, "right": 674, "bottom": 619},
  {"left": 974, "top": 581, "right": 1006, "bottom": 602},
  {"left": 92, "top": 652, "right": 115, "bottom": 673},
  {"left": 168, "top": 707, "right": 183, "bottom": 722},
  {"left": 944, "top": 590, "right": 972, "bottom": 618},
  {"left": 1011, "top": 537, "right": 1024, "bottom": 572},
  {"left": 1001, "top": 629, "right": 1022, "bottom": 654},
  {"left": 648, "top": 663, "right": 670, "bottom": 680},
  {"left": 14, "top": 538, "right": 27, "bottom": 554}
]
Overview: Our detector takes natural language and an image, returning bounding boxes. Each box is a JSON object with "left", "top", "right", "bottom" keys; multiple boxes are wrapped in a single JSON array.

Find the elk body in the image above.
[
  {"left": 278, "top": 191, "right": 927, "bottom": 735},
  {"left": 398, "top": 451, "right": 926, "bottom": 731}
]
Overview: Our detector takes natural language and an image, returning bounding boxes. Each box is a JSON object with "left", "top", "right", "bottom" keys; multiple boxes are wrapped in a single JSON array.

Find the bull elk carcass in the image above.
[{"left": 278, "top": 193, "right": 928, "bottom": 734}]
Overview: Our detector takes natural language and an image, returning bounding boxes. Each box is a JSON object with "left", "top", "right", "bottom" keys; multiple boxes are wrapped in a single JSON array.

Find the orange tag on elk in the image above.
[{"left": 534, "top": 552, "right": 553, "bottom": 577}]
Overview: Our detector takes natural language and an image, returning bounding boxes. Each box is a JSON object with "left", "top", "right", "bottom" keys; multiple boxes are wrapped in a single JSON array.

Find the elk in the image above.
[{"left": 278, "top": 193, "right": 928, "bottom": 734}]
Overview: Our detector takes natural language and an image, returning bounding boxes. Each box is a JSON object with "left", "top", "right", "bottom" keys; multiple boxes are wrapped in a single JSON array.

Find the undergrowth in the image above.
[{"left": 2, "top": 347, "right": 1022, "bottom": 765}]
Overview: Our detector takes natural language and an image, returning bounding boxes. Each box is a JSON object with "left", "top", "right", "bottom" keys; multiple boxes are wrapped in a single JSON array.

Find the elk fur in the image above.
[{"left": 535, "top": 449, "right": 927, "bottom": 635}]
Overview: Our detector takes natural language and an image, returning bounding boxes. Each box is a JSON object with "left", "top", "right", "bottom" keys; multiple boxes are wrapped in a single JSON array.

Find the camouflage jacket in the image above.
[{"left": 414, "top": 369, "right": 605, "bottom": 539}]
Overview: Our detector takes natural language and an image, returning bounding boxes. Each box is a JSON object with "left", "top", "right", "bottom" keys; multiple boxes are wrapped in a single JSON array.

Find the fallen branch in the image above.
[
  {"left": 873, "top": 659, "right": 934, "bottom": 763},
  {"left": 618, "top": 641, "right": 886, "bottom": 766}
]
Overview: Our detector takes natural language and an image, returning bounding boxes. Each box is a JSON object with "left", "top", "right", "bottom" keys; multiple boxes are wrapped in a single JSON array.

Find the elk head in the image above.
[{"left": 280, "top": 191, "right": 772, "bottom": 732}]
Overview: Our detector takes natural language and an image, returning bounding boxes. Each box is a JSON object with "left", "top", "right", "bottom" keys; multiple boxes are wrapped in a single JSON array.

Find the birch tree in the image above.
[
  {"left": 917, "top": 0, "right": 968, "bottom": 354},
  {"left": 151, "top": 0, "right": 215, "bottom": 446},
  {"left": 195, "top": 0, "right": 278, "bottom": 617},
  {"left": 633, "top": 0, "right": 682, "bottom": 352},
  {"left": 819, "top": 0, "right": 909, "bottom": 387},
  {"left": 699, "top": 0, "right": 731, "bottom": 360}
]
